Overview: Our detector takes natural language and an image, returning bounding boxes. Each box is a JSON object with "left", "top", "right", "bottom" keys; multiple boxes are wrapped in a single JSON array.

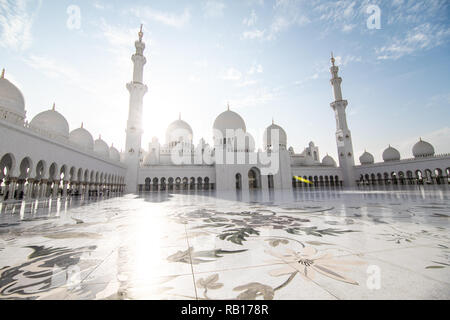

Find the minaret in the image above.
[
  {"left": 124, "top": 25, "right": 148, "bottom": 193},
  {"left": 330, "top": 53, "right": 356, "bottom": 188}
]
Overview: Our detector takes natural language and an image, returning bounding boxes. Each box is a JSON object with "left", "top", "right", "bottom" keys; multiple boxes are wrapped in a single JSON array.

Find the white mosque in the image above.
[{"left": 0, "top": 27, "right": 449, "bottom": 201}]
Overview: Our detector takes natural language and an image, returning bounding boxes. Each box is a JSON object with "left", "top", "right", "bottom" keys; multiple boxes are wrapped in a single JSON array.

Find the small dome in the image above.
[
  {"left": 166, "top": 118, "right": 193, "bottom": 144},
  {"left": 30, "top": 105, "right": 69, "bottom": 138},
  {"left": 412, "top": 138, "right": 435, "bottom": 158},
  {"left": 264, "top": 122, "right": 287, "bottom": 149},
  {"left": 0, "top": 72, "right": 26, "bottom": 118},
  {"left": 383, "top": 145, "right": 401, "bottom": 162},
  {"left": 94, "top": 136, "right": 109, "bottom": 157},
  {"left": 359, "top": 151, "right": 374, "bottom": 165},
  {"left": 109, "top": 145, "right": 120, "bottom": 161},
  {"left": 322, "top": 154, "right": 336, "bottom": 167},
  {"left": 213, "top": 108, "right": 246, "bottom": 137},
  {"left": 69, "top": 124, "right": 94, "bottom": 150}
]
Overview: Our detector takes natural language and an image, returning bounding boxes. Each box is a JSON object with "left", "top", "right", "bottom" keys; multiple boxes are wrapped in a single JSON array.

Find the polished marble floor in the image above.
[{"left": 0, "top": 186, "right": 449, "bottom": 300}]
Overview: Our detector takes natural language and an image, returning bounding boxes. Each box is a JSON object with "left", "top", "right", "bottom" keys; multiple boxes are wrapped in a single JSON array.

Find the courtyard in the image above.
[{"left": 0, "top": 187, "right": 449, "bottom": 300}]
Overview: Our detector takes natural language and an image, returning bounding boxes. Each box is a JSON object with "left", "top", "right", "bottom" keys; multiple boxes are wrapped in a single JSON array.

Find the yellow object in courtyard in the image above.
[{"left": 294, "top": 176, "right": 313, "bottom": 184}]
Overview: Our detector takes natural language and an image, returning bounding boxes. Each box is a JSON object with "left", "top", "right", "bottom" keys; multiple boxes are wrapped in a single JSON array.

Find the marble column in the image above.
[
  {"left": 242, "top": 175, "right": 249, "bottom": 192},
  {"left": 38, "top": 180, "right": 45, "bottom": 198},
  {"left": 46, "top": 181, "right": 53, "bottom": 198},
  {"left": 62, "top": 181, "right": 69, "bottom": 197},
  {"left": 261, "top": 175, "right": 268, "bottom": 191},
  {"left": 52, "top": 180, "right": 60, "bottom": 198},
  {"left": 16, "top": 179, "right": 26, "bottom": 199},
  {"left": 25, "top": 179, "right": 34, "bottom": 199},
  {"left": 9, "top": 178, "right": 18, "bottom": 200},
  {"left": 0, "top": 178, "right": 5, "bottom": 198},
  {"left": 3, "top": 180, "right": 10, "bottom": 201},
  {"left": 85, "top": 183, "right": 90, "bottom": 198}
]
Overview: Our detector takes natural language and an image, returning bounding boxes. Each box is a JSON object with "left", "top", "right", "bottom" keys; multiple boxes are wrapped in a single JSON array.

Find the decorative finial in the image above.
[
  {"left": 179, "top": 112, "right": 181, "bottom": 120},
  {"left": 1, "top": 68, "right": 4, "bottom": 79},
  {"left": 331, "top": 52, "right": 335, "bottom": 67},
  {"left": 99, "top": 134, "right": 102, "bottom": 139},
  {"left": 81, "top": 122, "right": 84, "bottom": 128},
  {"left": 52, "top": 103, "right": 56, "bottom": 111},
  {"left": 227, "top": 102, "right": 230, "bottom": 111},
  {"left": 272, "top": 117, "right": 274, "bottom": 125},
  {"left": 138, "top": 24, "right": 144, "bottom": 42},
  {"left": 419, "top": 137, "right": 422, "bottom": 141}
]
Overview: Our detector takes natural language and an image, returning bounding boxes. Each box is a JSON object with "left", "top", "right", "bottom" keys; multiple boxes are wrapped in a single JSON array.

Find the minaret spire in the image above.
[
  {"left": 329, "top": 53, "right": 355, "bottom": 188},
  {"left": 124, "top": 25, "right": 149, "bottom": 193},
  {"left": 138, "top": 24, "right": 144, "bottom": 42}
]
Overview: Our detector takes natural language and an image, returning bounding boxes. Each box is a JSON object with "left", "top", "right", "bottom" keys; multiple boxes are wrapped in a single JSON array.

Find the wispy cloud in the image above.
[
  {"left": 239, "top": 0, "right": 450, "bottom": 58},
  {"left": 241, "top": 28, "right": 266, "bottom": 40},
  {"left": 296, "top": 54, "right": 362, "bottom": 86},
  {"left": 24, "top": 55, "right": 78, "bottom": 80},
  {"left": 237, "top": 79, "right": 258, "bottom": 87},
  {"left": 244, "top": 0, "right": 265, "bottom": 6},
  {"left": 222, "top": 63, "right": 263, "bottom": 87},
  {"left": 23, "top": 54, "right": 91, "bottom": 93},
  {"left": 222, "top": 67, "right": 242, "bottom": 81},
  {"left": 243, "top": 10, "right": 258, "bottom": 26},
  {"left": 203, "top": 0, "right": 226, "bottom": 19},
  {"left": 425, "top": 93, "right": 450, "bottom": 109},
  {"left": 93, "top": 1, "right": 105, "bottom": 10},
  {"left": 130, "top": 6, "right": 191, "bottom": 28},
  {"left": 376, "top": 23, "right": 450, "bottom": 60},
  {"left": 294, "top": 73, "right": 319, "bottom": 86},
  {"left": 99, "top": 20, "right": 137, "bottom": 48},
  {"left": 248, "top": 63, "right": 263, "bottom": 75},
  {"left": 386, "top": 0, "right": 448, "bottom": 26},
  {"left": 96, "top": 20, "right": 141, "bottom": 76},
  {"left": 342, "top": 24, "right": 355, "bottom": 33},
  {"left": 241, "top": 0, "right": 310, "bottom": 41},
  {"left": 231, "top": 87, "right": 279, "bottom": 108},
  {"left": 0, "top": 0, "right": 41, "bottom": 51}
]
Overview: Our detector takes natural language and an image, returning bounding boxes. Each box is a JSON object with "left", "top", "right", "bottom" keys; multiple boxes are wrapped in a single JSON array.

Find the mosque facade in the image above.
[{"left": 1, "top": 28, "right": 449, "bottom": 201}]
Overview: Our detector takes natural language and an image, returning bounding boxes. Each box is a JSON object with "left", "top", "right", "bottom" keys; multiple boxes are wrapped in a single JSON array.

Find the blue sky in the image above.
[{"left": 1, "top": 0, "right": 449, "bottom": 163}]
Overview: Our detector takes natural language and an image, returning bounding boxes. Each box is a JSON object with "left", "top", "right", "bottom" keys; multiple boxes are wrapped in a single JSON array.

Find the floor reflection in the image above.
[{"left": 0, "top": 186, "right": 449, "bottom": 300}]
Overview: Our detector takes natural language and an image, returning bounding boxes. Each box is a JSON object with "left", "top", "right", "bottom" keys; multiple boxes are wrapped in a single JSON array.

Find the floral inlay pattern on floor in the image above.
[{"left": 0, "top": 189, "right": 449, "bottom": 300}]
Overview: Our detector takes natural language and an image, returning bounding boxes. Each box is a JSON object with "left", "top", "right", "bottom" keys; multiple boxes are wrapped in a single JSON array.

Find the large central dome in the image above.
[
  {"left": 166, "top": 118, "right": 193, "bottom": 144},
  {"left": 213, "top": 109, "right": 246, "bottom": 137}
]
